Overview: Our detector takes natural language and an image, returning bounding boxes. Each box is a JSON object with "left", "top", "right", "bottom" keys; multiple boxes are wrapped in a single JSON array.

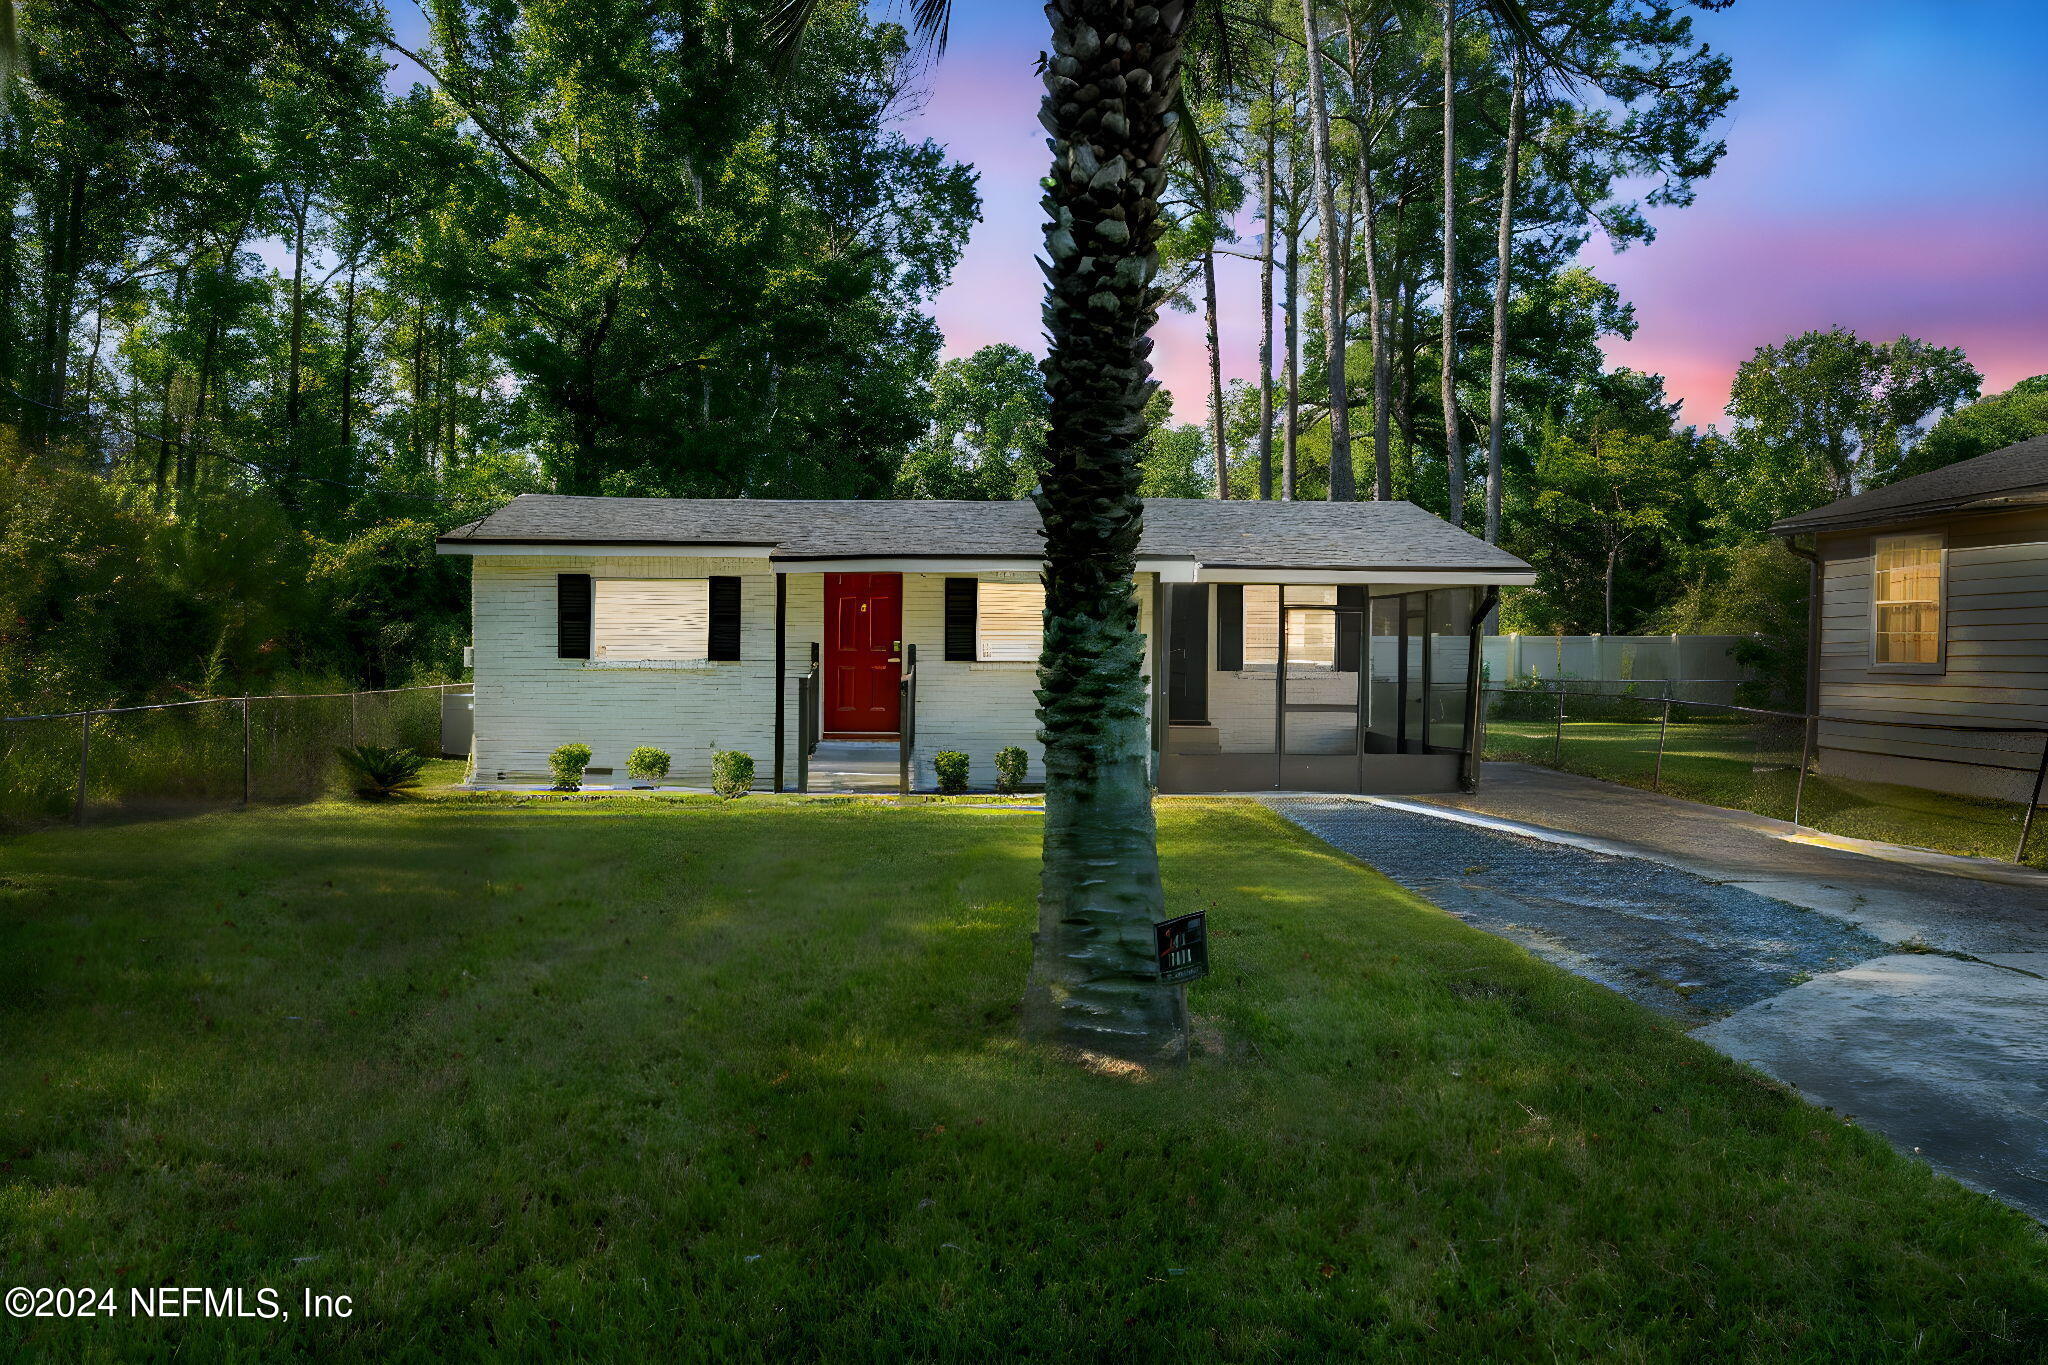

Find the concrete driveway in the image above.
[{"left": 1271, "top": 765, "right": 2048, "bottom": 1223}]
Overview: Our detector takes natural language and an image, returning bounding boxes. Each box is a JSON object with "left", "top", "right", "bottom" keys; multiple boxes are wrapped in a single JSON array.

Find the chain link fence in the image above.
[
  {"left": 1, "top": 684, "right": 463, "bottom": 830},
  {"left": 1481, "top": 682, "right": 2048, "bottom": 866}
]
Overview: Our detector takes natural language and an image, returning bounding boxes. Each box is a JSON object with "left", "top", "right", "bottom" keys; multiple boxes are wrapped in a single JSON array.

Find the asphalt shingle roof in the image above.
[
  {"left": 1771, "top": 434, "right": 2048, "bottom": 535},
  {"left": 439, "top": 495, "right": 1533, "bottom": 574}
]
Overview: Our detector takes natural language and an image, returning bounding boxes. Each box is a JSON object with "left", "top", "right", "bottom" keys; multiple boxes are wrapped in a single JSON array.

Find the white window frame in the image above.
[
  {"left": 976, "top": 581, "right": 1044, "bottom": 662},
  {"left": 591, "top": 578, "right": 712, "bottom": 662},
  {"left": 1869, "top": 532, "right": 1945, "bottom": 674}
]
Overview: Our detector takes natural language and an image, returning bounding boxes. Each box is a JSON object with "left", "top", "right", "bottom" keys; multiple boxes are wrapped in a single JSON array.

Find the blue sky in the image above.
[{"left": 897, "top": 0, "right": 2048, "bottom": 427}]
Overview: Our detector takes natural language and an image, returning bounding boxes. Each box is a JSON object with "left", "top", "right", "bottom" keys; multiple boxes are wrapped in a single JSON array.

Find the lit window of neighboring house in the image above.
[
  {"left": 1872, "top": 533, "right": 1944, "bottom": 669},
  {"left": 1241, "top": 585, "right": 1338, "bottom": 668},
  {"left": 592, "top": 579, "right": 710, "bottom": 660},
  {"left": 977, "top": 582, "right": 1044, "bottom": 661}
]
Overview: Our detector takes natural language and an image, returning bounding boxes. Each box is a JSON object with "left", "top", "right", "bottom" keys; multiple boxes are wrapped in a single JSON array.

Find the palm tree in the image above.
[
  {"left": 771, "top": 0, "right": 1556, "bottom": 1065},
  {"left": 776, "top": 0, "right": 1210, "bottom": 1064}
]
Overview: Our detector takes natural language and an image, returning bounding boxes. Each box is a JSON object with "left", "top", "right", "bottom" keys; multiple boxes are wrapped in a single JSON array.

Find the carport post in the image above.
[
  {"left": 1551, "top": 683, "right": 1566, "bottom": 767},
  {"left": 2015, "top": 733, "right": 2048, "bottom": 864},
  {"left": 1652, "top": 697, "right": 1671, "bottom": 792}
]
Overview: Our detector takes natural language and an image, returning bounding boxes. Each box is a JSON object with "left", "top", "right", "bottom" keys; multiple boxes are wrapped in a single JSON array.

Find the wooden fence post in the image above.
[
  {"left": 1652, "top": 697, "right": 1671, "bottom": 793},
  {"left": 1551, "top": 682, "right": 1566, "bottom": 768}
]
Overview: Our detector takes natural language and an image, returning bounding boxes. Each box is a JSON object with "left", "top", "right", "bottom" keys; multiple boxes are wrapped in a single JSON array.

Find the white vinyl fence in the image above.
[{"left": 1483, "top": 634, "right": 1754, "bottom": 704}]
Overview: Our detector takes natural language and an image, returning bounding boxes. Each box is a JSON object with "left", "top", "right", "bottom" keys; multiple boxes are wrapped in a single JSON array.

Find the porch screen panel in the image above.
[
  {"left": 1279, "top": 587, "right": 1356, "bottom": 755},
  {"left": 1426, "top": 588, "right": 1474, "bottom": 752},
  {"left": 591, "top": 578, "right": 712, "bottom": 661},
  {"left": 1367, "top": 596, "right": 1401, "bottom": 751},
  {"left": 977, "top": 582, "right": 1044, "bottom": 662},
  {"left": 1210, "top": 586, "right": 1277, "bottom": 756}
]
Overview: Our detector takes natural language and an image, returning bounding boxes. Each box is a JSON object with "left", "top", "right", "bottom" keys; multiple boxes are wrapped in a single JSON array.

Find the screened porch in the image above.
[{"left": 1154, "top": 582, "right": 1492, "bottom": 795}]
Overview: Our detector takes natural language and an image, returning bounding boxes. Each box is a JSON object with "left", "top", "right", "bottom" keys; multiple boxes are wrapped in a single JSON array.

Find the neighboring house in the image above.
[
  {"left": 1772, "top": 433, "right": 2048, "bottom": 801},
  {"left": 435, "top": 496, "right": 1534, "bottom": 794}
]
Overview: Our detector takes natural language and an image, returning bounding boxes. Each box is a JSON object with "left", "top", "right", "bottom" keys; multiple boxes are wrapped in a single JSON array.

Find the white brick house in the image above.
[{"left": 435, "top": 496, "right": 1534, "bottom": 794}]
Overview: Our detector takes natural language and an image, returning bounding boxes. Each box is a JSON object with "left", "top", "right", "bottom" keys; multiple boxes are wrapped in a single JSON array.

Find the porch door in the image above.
[{"left": 824, "top": 573, "right": 902, "bottom": 736}]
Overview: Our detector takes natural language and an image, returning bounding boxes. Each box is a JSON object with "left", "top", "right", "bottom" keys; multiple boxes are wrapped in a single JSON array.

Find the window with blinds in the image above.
[
  {"left": 591, "top": 579, "right": 711, "bottom": 660},
  {"left": 977, "top": 581, "right": 1044, "bottom": 661},
  {"left": 1241, "top": 585, "right": 1338, "bottom": 668},
  {"left": 1872, "top": 534, "right": 1943, "bottom": 668}
]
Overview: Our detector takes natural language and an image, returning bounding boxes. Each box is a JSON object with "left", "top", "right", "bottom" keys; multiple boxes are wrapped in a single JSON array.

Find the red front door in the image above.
[{"left": 824, "top": 573, "right": 902, "bottom": 736}]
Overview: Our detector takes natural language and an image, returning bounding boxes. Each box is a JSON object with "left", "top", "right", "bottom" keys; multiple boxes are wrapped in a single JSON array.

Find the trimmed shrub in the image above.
[
  {"left": 334, "top": 744, "right": 427, "bottom": 800},
  {"left": 933, "top": 750, "right": 970, "bottom": 795},
  {"left": 711, "top": 749, "right": 754, "bottom": 799},
  {"left": 994, "top": 745, "right": 1028, "bottom": 794},
  {"left": 549, "top": 742, "right": 592, "bottom": 791},
  {"left": 625, "top": 746, "right": 671, "bottom": 781}
]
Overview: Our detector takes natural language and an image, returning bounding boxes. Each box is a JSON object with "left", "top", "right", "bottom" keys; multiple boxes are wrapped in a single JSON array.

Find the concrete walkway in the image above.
[{"left": 1271, "top": 767, "right": 2048, "bottom": 1223}]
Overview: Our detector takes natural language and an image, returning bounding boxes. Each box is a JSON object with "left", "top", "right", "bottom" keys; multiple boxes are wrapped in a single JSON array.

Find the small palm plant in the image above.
[{"left": 335, "top": 745, "right": 429, "bottom": 801}]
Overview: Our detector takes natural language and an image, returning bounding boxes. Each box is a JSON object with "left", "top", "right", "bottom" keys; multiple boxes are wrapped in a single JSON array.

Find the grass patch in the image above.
[
  {"left": 1488, "top": 716, "right": 2044, "bottom": 865},
  {"left": 2, "top": 797, "right": 2044, "bottom": 1359}
]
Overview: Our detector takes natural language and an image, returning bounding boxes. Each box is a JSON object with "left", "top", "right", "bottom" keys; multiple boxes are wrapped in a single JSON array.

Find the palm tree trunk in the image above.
[
  {"left": 1439, "top": 0, "right": 1465, "bottom": 527},
  {"left": 1257, "top": 79, "right": 1276, "bottom": 501},
  {"left": 1300, "top": 0, "right": 1353, "bottom": 501},
  {"left": 1485, "top": 55, "right": 1523, "bottom": 544},
  {"left": 1204, "top": 249, "right": 1227, "bottom": 498},
  {"left": 1023, "top": 0, "right": 1191, "bottom": 1066}
]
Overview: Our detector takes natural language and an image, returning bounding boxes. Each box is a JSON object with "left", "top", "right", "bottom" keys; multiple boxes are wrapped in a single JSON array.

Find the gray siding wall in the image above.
[{"left": 1816, "top": 510, "right": 2048, "bottom": 800}]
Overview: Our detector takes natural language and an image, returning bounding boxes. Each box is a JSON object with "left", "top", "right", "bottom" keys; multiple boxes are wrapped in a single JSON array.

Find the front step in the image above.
[
  {"left": 806, "top": 741, "right": 902, "bottom": 793},
  {"left": 1167, "top": 724, "right": 1221, "bottom": 755}
]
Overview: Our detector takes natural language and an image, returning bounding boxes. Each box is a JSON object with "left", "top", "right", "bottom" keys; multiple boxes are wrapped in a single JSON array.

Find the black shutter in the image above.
[
  {"left": 944, "top": 578, "right": 978, "bottom": 661},
  {"left": 708, "top": 576, "right": 742, "bottom": 660},
  {"left": 1214, "top": 584, "right": 1243, "bottom": 671},
  {"left": 1336, "top": 586, "right": 1367, "bottom": 671},
  {"left": 556, "top": 574, "right": 591, "bottom": 659}
]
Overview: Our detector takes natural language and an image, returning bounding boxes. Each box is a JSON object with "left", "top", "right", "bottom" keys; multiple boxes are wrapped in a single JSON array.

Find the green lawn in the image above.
[
  {"left": 1487, "top": 715, "right": 2045, "bottom": 865},
  {"left": 3, "top": 796, "right": 2045, "bottom": 1361}
]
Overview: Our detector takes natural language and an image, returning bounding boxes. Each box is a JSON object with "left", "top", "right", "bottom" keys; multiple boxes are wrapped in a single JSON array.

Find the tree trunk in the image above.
[
  {"left": 286, "top": 193, "right": 307, "bottom": 435},
  {"left": 1354, "top": 40, "right": 1393, "bottom": 501},
  {"left": 1257, "top": 79, "right": 1276, "bottom": 502},
  {"left": 1283, "top": 201, "right": 1300, "bottom": 501},
  {"left": 339, "top": 270, "right": 357, "bottom": 469},
  {"left": 1605, "top": 544, "right": 1618, "bottom": 635},
  {"left": 1485, "top": 56, "right": 1523, "bottom": 544},
  {"left": 1023, "top": 0, "right": 1191, "bottom": 1067},
  {"left": 1203, "top": 249, "right": 1227, "bottom": 498},
  {"left": 1439, "top": 0, "right": 1465, "bottom": 528},
  {"left": 1300, "top": 0, "right": 1353, "bottom": 501}
]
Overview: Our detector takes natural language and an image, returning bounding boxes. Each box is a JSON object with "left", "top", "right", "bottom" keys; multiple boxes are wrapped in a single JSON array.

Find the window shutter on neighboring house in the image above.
[
  {"left": 557, "top": 574, "right": 592, "bottom": 659},
  {"left": 1336, "top": 586, "right": 1366, "bottom": 671},
  {"left": 1215, "top": 584, "right": 1244, "bottom": 671},
  {"left": 944, "top": 578, "right": 978, "bottom": 661},
  {"left": 707, "top": 577, "right": 742, "bottom": 660}
]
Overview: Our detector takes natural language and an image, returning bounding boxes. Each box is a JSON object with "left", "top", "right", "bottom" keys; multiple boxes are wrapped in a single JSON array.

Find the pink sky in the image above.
[{"left": 900, "top": 2, "right": 2048, "bottom": 430}]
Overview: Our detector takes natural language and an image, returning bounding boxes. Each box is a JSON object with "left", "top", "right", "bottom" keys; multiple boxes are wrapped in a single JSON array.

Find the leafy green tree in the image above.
[
  {"left": 1657, "top": 539, "right": 1811, "bottom": 708},
  {"left": 1524, "top": 390, "right": 1697, "bottom": 633},
  {"left": 1877, "top": 375, "right": 2048, "bottom": 486},
  {"left": 894, "top": 345, "right": 1048, "bottom": 500},
  {"left": 1721, "top": 328, "right": 1981, "bottom": 532}
]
